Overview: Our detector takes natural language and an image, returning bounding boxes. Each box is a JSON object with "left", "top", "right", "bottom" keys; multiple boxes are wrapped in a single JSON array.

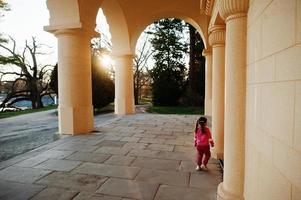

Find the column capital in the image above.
[
  {"left": 112, "top": 53, "right": 134, "bottom": 60},
  {"left": 202, "top": 48, "right": 212, "bottom": 57},
  {"left": 53, "top": 28, "right": 98, "bottom": 38},
  {"left": 219, "top": 0, "right": 249, "bottom": 22},
  {"left": 209, "top": 25, "right": 226, "bottom": 47}
]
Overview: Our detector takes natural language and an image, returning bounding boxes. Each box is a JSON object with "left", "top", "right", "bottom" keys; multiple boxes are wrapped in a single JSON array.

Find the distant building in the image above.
[{"left": 0, "top": 81, "right": 13, "bottom": 93}]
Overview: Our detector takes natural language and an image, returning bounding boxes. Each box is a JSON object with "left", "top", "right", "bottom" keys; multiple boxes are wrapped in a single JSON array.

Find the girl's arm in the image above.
[
  {"left": 194, "top": 121, "right": 198, "bottom": 146},
  {"left": 207, "top": 128, "right": 214, "bottom": 147}
]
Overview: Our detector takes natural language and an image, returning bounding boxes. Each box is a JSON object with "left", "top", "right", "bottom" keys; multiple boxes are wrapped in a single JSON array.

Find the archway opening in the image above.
[
  {"left": 90, "top": 8, "right": 115, "bottom": 114},
  {"left": 134, "top": 18, "right": 205, "bottom": 113}
]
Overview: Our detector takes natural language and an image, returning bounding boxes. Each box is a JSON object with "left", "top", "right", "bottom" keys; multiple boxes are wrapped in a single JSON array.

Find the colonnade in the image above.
[
  {"left": 204, "top": 0, "right": 248, "bottom": 199},
  {"left": 54, "top": 29, "right": 135, "bottom": 135},
  {"left": 51, "top": 0, "right": 248, "bottom": 199}
]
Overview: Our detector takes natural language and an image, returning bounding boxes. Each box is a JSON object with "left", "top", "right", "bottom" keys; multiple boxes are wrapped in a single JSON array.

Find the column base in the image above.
[
  {"left": 213, "top": 151, "right": 224, "bottom": 160},
  {"left": 115, "top": 98, "right": 135, "bottom": 115},
  {"left": 217, "top": 182, "right": 244, "bottom": 200},
  {"left": 59, "top": 105, "right": 94, "bottom": 135}
]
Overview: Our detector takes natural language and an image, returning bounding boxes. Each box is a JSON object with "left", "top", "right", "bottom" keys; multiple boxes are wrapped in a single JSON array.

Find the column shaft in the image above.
[
  {"left": 217, "top": 0, "right": 249, "bottom": 199},
  {"left": 114, "top": 55, "right": 135, "bottom": 115},
  {"left": 203, "top": 49, "right": 212, "bottom": 116},
  {"left": 212, "top": 44, "right": 225, "bottom": 159},
  {"left": 223, "top": 16, "right": 247, "bottom": 197},
  {"left": 209, "top": 25, "right": 226, "bottom": 160},
  {"left": 56, "top": 29, "right": 94, "bottom": 135}
]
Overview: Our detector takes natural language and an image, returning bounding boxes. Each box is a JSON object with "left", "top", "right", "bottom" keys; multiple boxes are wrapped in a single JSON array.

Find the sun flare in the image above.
[{"left": 99, "top": 54, "right": 113, "bottom": 69}]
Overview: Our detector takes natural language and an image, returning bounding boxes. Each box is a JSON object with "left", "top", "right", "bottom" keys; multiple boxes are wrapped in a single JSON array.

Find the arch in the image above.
[
  {"left": 131, "top": 11, "right": 208, "bottom": 52},
  {"left": 45, "top": 0, "right": 82, "bottom": 30},
  {"left": 100, "top": 0, "right": 132, "bottom": 56}
]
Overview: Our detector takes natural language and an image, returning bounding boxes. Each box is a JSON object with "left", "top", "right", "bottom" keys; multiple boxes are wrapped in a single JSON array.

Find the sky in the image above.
[
  {"left": 0, "top": 0, "right": 111, "bottom": 80},
  {"left": 1, "top": 0, "right": 57, "bottom": 64}
]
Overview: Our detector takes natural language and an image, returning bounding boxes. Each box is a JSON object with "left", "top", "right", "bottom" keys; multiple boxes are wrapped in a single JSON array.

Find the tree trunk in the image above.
[{"left": 30, "top": 78, "right": 43, "bottom": 109}]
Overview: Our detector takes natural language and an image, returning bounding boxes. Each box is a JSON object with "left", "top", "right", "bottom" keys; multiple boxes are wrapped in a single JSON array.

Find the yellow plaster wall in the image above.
[{"left": 245, "top": 0, "right": 301, "bottom": 199}]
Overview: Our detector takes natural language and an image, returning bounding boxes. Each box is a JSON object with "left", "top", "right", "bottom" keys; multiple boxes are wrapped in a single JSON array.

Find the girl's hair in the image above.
[{"left": 195, "top": 117, "right": 207, "bottom": 134}]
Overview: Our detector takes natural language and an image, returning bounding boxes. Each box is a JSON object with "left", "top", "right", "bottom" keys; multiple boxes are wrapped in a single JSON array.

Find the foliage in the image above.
[
  {"left": 49, "top": 63, "right": 58, "bottom": 95},
  {"left": 147, "top": 106, "right": 203, "bottom": 115},
  {"left": 91, "top": 54, "right": 115, "bottom": 109},
  {"left": 181, "top": 24, "right": 205, "bottom": 106},
  {"left": 148, "top": 18, "right": 188, "bottom": 106},
  {"left": 0, "top": 37, "right": 54, "bottom": 110},
  {"left": 0, "top": 0, "right": 10, "bottom": 43}
]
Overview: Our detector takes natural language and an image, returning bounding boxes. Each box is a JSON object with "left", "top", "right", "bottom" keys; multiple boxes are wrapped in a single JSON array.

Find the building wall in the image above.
[{"left": 245, "top": 0, "right": 301, "bottom": 199}]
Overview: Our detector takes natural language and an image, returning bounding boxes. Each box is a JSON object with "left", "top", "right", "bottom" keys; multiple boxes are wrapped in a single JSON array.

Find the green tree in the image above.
[
  {"left": 49, "top": 63, "right": 58, "bottom": 95},
  {"left": 91, "top": 54, "right": 114, "bottom": 109},
  {"left": 182, "top": 24, "right": 205, "bottom": 106},
  {"left": 148, "top": 18, "right": 188, "bottom": 106}
]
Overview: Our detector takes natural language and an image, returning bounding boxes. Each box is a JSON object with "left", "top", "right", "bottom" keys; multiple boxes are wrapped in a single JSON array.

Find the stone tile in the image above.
[
  {"left": 94, "top": 147, "right": 130, "bottom": 155},
  {"left": 74, "top": 162, "right": 140, "bottom": 179},
  {"left": 128, "top": 149, "right": 160, "bottom": 158},
  {"left": 156, "top": 135, "right": 177, "bottom": 139},
  {"left": 31, "top": 187, "right": 79, "bottom": 200},
  {"left": 96, "top": 178, "right": 159, "bottom": 200},
  {"left": 0, "top": 180, "right": 44, "bottom": 200},
  {"left": 37, "top": 172, "right": 107, "bottom": 192},
  {"left": 154, "top": 185, "right": 216, "bottom": 200},
  {"left": 147, "top": 144, "right": 174, "bottom": 152},
  {"left": 38, "top": 150, "right": 75, "bottom": 159},
  {"left": 155, "top": 151, "right": 194, "bottom": 161},
  {"left": 123, "top": 142, "right": 148, "bottom": 149},
  {"left": 174, "top": 145, "right": 194, "bottom": 153},
  {"left": 66, "top": 152, "right": 111, "bottom": 163},
  {"left": 74, "top": 192, "right": 122, "bottom": 200},
  {"left": 15, "top": 150, "right": 75, "bottom": 168},
  {"left": 179, "top": 160, "right": 196, "bottom": 172},
  {"left": 105, "top": 155, "right": 136, "bottom": 166},
  {"left": 120, "top": 137, "right": 140, "bottom": 142},
  {"left": 98, "top": 140, "right": 127, "bottom": 147},
  {"left": 164, "top": 139, "right": 185, "bottom": 145},
  {"left": 190, "top": 171, "right": 222, "bottom": 189},
  {"left": 15, "top": 155, "right": 49, "bottom": 168},
  {"left": 34, "top": 159, "right": 81, "bottom": 171},
  {"left": 102, "top": 136, "right": 123, "bottom": 141},
  {"left": 139, "top": 138, "right": 166, "bottom": 144},
  {"left": 131, "top": 158, "right": 180, "bottom": 171},
  {"left": 0, "top": 166, "right": 51, "bottom": 183},
  {"left": 53, "top": 143, "right": 99, "bottom": 152},
  {"left": 132, "top": 133, "right": 156, "bottom": 138},
  {"left": 135, "top": 169, "right": 189, "bottom": 187}
]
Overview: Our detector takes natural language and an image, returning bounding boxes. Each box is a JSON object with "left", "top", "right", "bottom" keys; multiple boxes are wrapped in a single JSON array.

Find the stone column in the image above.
[
  {"left": 217, "top": 1, "right": 248, "bottom": 199},
  {"left": 55, "top": 29, "right": 94, "bottom": 135},
  {"left": 114, "top": 54, "right": 135, "bottom": 115},
  {"left": 209, "top": 25, "right": 225, "bottom": 160},
  {"left": 202, "top": 48, "right": 212, "bottom": 116}
]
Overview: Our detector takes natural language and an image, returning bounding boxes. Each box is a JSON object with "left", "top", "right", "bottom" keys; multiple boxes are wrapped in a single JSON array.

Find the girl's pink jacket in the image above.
[{"left": 194, "top": 127, "right": 214, "bottom": 147}]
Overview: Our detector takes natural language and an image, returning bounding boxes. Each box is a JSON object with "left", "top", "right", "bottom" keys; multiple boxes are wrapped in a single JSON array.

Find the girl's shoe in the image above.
[
  {"left": 195, "top": 165, "right": 201, "bottom": 171},
  {"left": 201, "top": 165, "right": 208, "bottom": 171}
]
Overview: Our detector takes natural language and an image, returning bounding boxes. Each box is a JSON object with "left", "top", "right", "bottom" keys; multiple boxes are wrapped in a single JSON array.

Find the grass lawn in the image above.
[
  {"left": 94, "top": 103, "right": 114, "bottom": 115},
  {"left": 147, "top": 106, "right": 204, "bottom": 115},
  {"left": 0, "top": 105, "right": 58, "bottom": 119}
]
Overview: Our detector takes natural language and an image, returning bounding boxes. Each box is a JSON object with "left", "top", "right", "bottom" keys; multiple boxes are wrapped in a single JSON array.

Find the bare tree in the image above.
[
  {"left": 0, "top": 37, "right": 54, "bottom": 111},
  {"left": 134, "top": 38, "right": 153, "bottom": 104}
]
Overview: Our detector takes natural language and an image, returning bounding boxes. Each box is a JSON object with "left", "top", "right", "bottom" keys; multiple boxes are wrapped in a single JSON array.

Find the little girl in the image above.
[{"left": 194, "top": 116, "right": 214, "bottom": 170}]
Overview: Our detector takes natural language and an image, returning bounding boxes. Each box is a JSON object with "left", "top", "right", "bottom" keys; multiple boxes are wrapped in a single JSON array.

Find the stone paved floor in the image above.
[{"left": 0, "top": 114, "right": 222, "bottom": 200}]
